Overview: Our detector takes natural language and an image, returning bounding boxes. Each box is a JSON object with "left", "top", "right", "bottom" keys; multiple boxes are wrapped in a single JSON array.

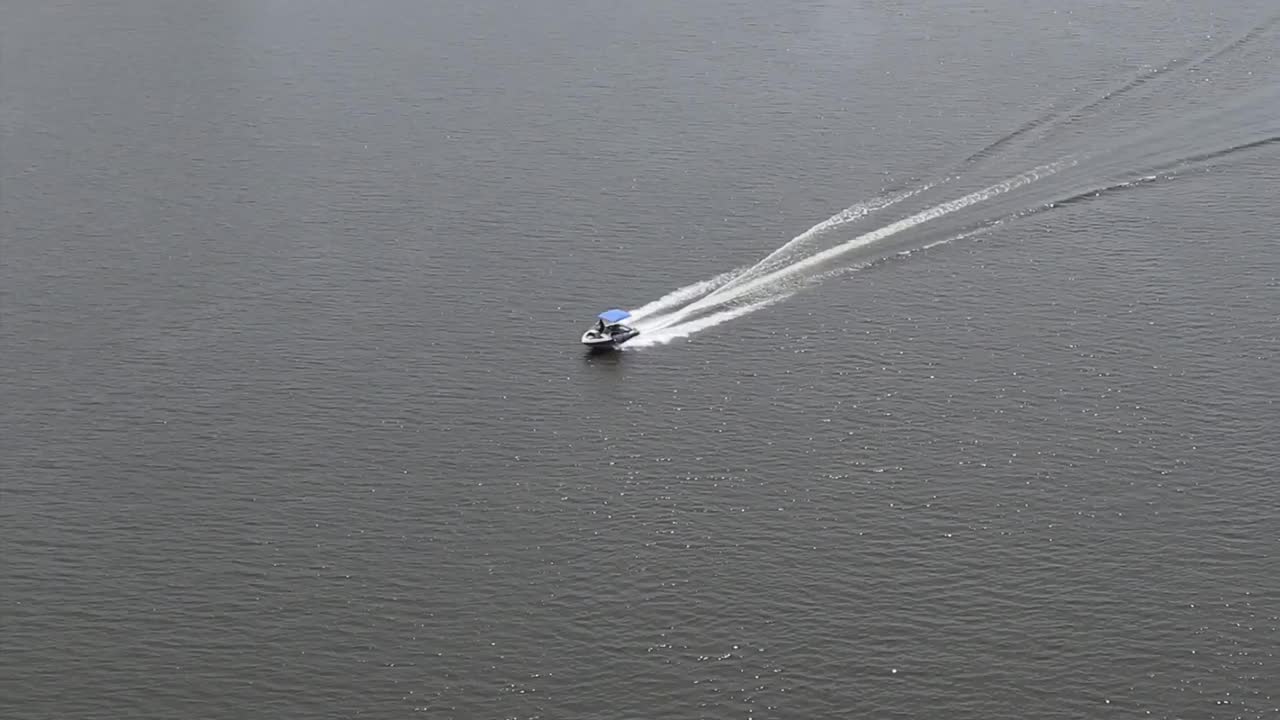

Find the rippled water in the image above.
[{"left": 3, "top": 2, "right": 1278, "bottom": 718}]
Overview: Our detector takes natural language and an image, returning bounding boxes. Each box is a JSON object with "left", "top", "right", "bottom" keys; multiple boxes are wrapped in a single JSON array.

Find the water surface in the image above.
[{"left": 3, "top": 2, "right": 1278, "bottom": 718}]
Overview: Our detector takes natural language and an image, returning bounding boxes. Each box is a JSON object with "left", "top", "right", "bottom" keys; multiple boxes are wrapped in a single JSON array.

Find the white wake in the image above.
[
  {"left": 711, "top": 182, "right": 936, "bottom": 294},
  {"left": 628, "top": 295, "right": 791, "bottom": 348},
  {"left": 628, "top": 270, "right": 741, "bottom": 322},
  {"left": 628, "top": 159, "right": 1071, "bottom": 346}
]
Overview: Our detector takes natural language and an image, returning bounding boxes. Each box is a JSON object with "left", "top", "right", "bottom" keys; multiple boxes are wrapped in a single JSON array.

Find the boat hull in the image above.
[{"left": 581, "top": 328, "right": 639, "bottom": 350}]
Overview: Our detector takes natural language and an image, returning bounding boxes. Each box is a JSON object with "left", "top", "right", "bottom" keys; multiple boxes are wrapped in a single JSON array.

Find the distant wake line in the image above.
[
  {"left": 626, "top": 160, "right": 1070, "bottom": 347},
  {"left": 620, "top": 15, "right": 1280, "bottom": 349},
  {"left": 624, "top": 129, "right": 1276, "bottom": 349}
]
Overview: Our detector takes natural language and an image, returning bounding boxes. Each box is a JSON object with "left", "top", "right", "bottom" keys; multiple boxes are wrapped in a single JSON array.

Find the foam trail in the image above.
[
  {"left": 709, "top": 183, "right": 933, "bottom": 297},
  {"left": 632, "top": 183, "right": 930, "bottom": 327},
  {"left": 628, "top": 270, "right": 740, "bottom": 321},
  {"left": 652, "top": 159, "right": 1071, "bottom": 331},
  {"left": 630, "top": 295, "right": 790, "bottom": 348}
]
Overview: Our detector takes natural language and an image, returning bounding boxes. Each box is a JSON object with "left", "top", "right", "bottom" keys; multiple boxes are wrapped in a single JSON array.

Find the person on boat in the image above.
[{"left": 596, "top": 319, "right": 606, "bottom": 334}]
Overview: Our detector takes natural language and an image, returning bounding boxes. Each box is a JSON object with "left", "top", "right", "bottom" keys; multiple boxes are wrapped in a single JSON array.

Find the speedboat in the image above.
[{"left": 581, "top": 308, "right": 640, "bottom": 350}]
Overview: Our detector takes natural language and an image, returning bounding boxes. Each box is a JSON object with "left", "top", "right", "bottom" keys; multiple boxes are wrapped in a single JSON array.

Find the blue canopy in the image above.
[{"left": 597, "top": 308, "right": 631, "bottom": 323}]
